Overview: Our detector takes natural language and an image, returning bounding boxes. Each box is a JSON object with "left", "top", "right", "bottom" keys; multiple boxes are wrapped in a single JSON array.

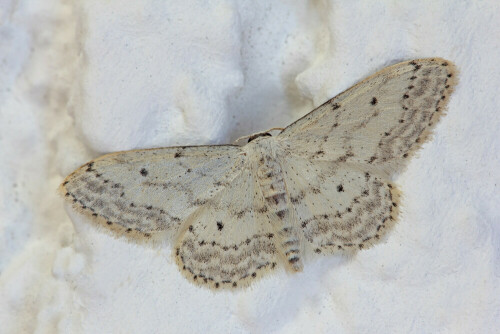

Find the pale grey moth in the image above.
[{"left": 61, "top": 58, "right": 457, "bottom": 290}]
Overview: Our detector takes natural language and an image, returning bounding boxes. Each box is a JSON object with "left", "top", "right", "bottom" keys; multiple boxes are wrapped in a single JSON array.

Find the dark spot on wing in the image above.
[{"left": 217, "top": 221, "right": 224, "bottom": 231}]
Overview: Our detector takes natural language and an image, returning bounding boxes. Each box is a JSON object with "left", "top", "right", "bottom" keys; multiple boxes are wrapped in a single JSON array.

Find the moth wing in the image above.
[
  {"left": 174, "top": 164, "right": 280, "bottom": 290},
  {"left": 278, "top": 155, "right": 399, "bottom": 255},
  {"left": 278, "top": 58, "right": 457, "bottom": 174},
  {"left": 60, "top": 145, "right": 246, "bottom": 242}
]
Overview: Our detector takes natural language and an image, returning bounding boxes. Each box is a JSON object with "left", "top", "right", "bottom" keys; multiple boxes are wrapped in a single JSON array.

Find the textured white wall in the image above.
[{"left": 0, "top": 1, "right": 499, "bottom": 333}]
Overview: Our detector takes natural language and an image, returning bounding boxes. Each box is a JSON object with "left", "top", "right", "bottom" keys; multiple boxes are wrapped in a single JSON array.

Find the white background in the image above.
[{"left": 0, "top": 1, "right": 499, "bottom": 333}]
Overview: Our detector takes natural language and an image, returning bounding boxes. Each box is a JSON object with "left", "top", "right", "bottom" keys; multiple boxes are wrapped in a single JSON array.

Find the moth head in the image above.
[
  {"left": 247, "top": 132, "right": 272, "bottom": 143},
  {"left": 233, "top": 128, "right": 283, "bottom": 146},
  {"left": 233, "top": 131, "right": 273, "bottom": 146}
]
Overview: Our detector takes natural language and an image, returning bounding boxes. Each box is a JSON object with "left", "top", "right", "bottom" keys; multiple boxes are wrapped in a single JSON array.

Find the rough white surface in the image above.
[{"left": 0, "top": 1, "right": 499, "bottom": 333}]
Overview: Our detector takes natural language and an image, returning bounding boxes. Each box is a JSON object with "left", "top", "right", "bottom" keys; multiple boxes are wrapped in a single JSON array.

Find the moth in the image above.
[{"left": 61, "top": 58, "right": 457, "bottom": 289}]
